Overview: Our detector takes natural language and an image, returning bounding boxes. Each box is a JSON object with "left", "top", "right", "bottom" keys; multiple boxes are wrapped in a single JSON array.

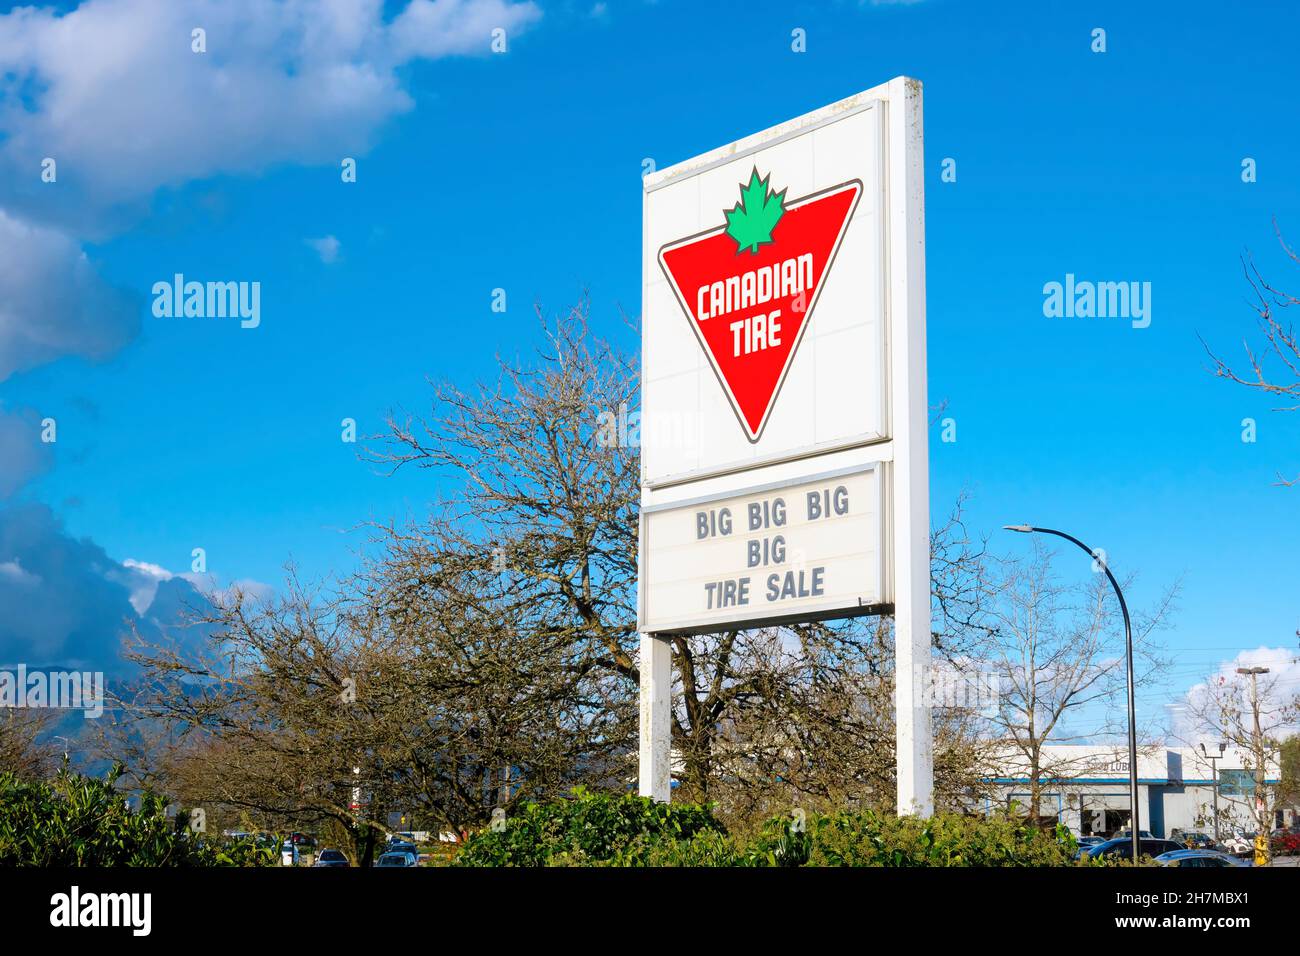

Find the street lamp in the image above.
[
  {"left": 1004, "top": 524, "right": 1140, "bottom": 863},
  {"left": 1199, "top": 741, "right": 1227, "bottom": 841}
]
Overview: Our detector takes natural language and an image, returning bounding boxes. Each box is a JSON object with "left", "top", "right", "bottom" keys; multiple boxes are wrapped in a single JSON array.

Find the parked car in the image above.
[
  {"left": 1222, "top": 832, "right": 1257, "bottom": 856},
  {"left": 1073, "top": 836, "right": 1104, "bottom": 858},
  {"left": 1174, "top": 831, "right": 1221, "bottom": 851},
  {"left": 312, "top": 848, "right": 350, "bottom": 868},
  {"left": 280, "top": 841, "right": 300, "bottom": 866},
  {"left": 1085, "top": 837, "right": 1185, "bottom": 861},
  {"left": 386, "top": 840, "right": 419, "bottom": 859},
  {"left": 375, "top": 851, "right": 418, "bottom": 867},
  {"left": 1154, "top": 849, "right": 1251, "bottom": 868},
  {"left": 1117, "top": 830, "right": 1155, "bottom": 839}
]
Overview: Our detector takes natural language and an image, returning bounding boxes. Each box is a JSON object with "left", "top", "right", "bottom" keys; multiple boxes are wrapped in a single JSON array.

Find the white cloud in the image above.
[
  {"left": 0, "top": 0, "right": 543, "bottom": 376},
  {"left": 220, "top": 578, "right": 277, "bottom": 606},
  {"left": 0, "top": 404, "right": 54, "bottom": 497},
  {"left": 0, "top": 558, "right": 41, "bottom": 588},
  {"left": 0, "top": 210, "right": 138, "bottom": 383},
  {"left": 390, "top": 0, "right": 541, "bottom": 59},
  {"left": 0, "top": 0, "right": 542, "bottom": 228},
  {"left": 307, "top": 235, "right": 342, "bottom": 264},
  {"left": 1171, "top": 646, "right": 1300, "bottom": 744},
  {"left": 0, "top": 503, "right": 216, "bottom": 672},
  {"left": 119, "top": 558, "right": 175, "bottom": 614},
  {"left": 120, "top": 559, "right": 275, "bottom": 615}
]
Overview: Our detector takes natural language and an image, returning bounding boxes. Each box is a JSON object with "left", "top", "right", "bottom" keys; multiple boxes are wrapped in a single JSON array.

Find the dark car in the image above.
[
  {"left": 312, "top": 848, "right": 349, "bottom": 868},
  {"left": 1086, "top": 837, "right": 1185, "bottom": 861},
  {"left": 1177, "top": 832, "right": 1221, "bottom": 851},
  {"left": 1072, "top": 836, "right": 1104, "bottom": 859},
  {"left": 386, "top": 840, "right": 419, "bottom": 859}
]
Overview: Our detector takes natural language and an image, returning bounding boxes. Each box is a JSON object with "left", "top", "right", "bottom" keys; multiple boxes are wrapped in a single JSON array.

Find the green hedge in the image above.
[
  {"left": 790, "top": 809, "right": 1078, "bottom": 867},
  {"left": 453, "top": 788, "right": 1080, "bottom": 867},
  {"left": 453, "top": 786, "right": 727, "bottom": 866},
  {"left": 0, "top": 765, "right": 276, "bottom": 867}
]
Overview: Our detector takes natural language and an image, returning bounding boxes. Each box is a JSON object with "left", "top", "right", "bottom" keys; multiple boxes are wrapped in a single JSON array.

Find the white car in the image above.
[
  {"left": 1221, "top": 833, "right": 1257, "bottom": 856},
  {"left": 375, "top": 850, "right": 418, "bottom": 867}
]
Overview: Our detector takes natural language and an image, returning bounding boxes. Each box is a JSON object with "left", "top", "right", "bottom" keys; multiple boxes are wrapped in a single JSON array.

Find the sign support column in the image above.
[
  {"left": 889, "top": 77, "right": 933, "bottom": 817},
  {"left": 638, "top": 631, "right": 672, "bottom": 801}
]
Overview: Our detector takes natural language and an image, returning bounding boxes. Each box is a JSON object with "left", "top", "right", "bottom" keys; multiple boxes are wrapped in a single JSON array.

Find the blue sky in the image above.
[{"left": 1, "top": 0, "right": 1298, "bottom": 725}]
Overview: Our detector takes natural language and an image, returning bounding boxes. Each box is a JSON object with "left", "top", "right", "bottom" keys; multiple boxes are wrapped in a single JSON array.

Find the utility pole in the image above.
[
  {"left": 1236, "top": 666, "right": 1271, "bottom": 866},
  {"left": 1199, "top": 741, "right": 1226, "bottom": 842}
]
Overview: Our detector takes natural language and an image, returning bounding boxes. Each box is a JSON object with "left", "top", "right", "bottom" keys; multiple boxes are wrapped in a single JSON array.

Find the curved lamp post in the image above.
[{"left": 1004, "top": 524, "right": 1140, "bottom": 863}]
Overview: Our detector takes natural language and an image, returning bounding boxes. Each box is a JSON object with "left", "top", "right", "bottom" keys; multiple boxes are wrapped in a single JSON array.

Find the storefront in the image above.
[{"left": 984, "top": 745, "right": 1290, "bottom": 839}]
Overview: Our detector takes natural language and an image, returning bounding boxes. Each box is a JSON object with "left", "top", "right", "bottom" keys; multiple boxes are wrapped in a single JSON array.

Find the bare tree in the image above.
[
  {"left": 366, "top": 300, "right": 997, "bottom": 816},
  {"left": 363, "top": 299, "right": 642, "bottom": 793},
  {"left": 692, "top": 617, "right": 997, "bottom": 825},
  {"left": 977, "top": 541, "right": 1175, "bottom": 822},
  {"left": 0, "top": 708, "right": 58, "bottom": 780},
  {"left": 356, "top": 530, "right": 633, "bottom": 830},
  {"left": 365, "top": 299, "right": 641, "bottom": 692},
  {"left": 111, "top": 576, "right": 412, "bottom": 865},
  {"left": 1182, "top": 664, "right": 1298, "bottom": 863},
  {"left": 1203, "top": 222, "right": 1300, "bottom": 484}
]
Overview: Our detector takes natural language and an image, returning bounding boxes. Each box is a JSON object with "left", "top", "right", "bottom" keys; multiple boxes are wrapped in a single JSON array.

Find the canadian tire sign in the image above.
[
  {"left": 659, "top": 172, "right": 861, "bottom": 442},
  {"left": 639, "top": 77, "right": 930, "bottom": 639},
  {"left": 638, "top": 77, "right": 933, "bottom": 814}
]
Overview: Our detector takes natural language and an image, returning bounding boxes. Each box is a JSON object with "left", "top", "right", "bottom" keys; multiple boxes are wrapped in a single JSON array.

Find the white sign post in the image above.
[{"left": 638, "top": 76, "right": 932, "bottom": 816}]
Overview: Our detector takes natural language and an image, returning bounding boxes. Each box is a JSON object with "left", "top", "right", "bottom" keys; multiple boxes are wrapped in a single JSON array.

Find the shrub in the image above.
[
  {"left": 1270, "top": 830, "right": 1300, "bottom": 856},
  {"left": 452, "top": 786, "right": 727, "bottom": 867},
  {"left": 795, "top": 809, "right": 1079, "bottom": 867},
  {"left": 600, "top": 828, "right": 745, "bottom": 867},
  {"left": 453, "top": 789, "right": 1081, "bottom": 867},
  {"left": 0, "top": 765, "right": 277, "bottom": 867}
]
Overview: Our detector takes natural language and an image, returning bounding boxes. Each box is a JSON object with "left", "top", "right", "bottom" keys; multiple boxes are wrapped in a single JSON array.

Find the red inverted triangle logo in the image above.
[{"left": 659, "top": 172, "right": 861, "bottom": 442}]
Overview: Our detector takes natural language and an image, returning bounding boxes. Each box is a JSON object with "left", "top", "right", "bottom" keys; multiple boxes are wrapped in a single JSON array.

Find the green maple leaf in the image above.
[{"left": 725, "top": 168, "right": 786, "bottom": 254}]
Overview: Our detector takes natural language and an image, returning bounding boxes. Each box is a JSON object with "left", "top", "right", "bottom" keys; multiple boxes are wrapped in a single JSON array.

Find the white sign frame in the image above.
[{"left": 637, "top": 76, "right": 932, "bottom": 817}]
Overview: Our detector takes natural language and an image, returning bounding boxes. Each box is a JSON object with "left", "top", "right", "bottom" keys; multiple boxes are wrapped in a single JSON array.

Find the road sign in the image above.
[{"left": 638, "top": 77, "right": 932, "bottom": 816}]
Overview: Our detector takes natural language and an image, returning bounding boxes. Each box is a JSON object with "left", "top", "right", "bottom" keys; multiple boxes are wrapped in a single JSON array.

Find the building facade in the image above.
[{"left": 984, "top": 744, "right": 1293, "bottom": 839}]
